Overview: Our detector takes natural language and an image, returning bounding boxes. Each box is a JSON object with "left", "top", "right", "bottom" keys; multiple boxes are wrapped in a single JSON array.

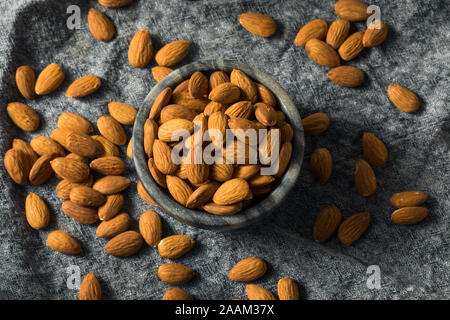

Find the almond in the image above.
[
  {"left": 279, "top": 122, "right": 294, "bottom": 143},
  {"left": 155, "top": 40, "right": 190, "bottom": 67},
  {"left": 62, "top": 201, "right": 99, "bottom": 224},
  {"left": 97, "top": 115, "right": 127, "bottom": 146},
  {"left": 50, "top": 128, "right": 71, "bottom": 149},
  {"left": 313, "top": 205, "right": 342, "bottom": 243},
  {"left": 208, "top": 82, "right": 241, "bottom": 104},
  {"left": 387, "top": 84, "right": 420, "bottom": 113},
  {"left": 127, "top": 138, "right": 133, "bottom": 158},
  {"left": 233, "top": 164, "right": 260, "bottom": 180},
  {"left": 238, "top": 12, "right": 276, "bottom": 38},
  {"left": 88, "top": 8, "right": 115, "bottom": 42},
  {"left": 98, "top": 0, "right": 132, "bottom": 7},
  {"left": 173, "top": 79, "right": 189, "bottom": 94},
  {"left": 158, "top": 235, "right": 195, "bottom": 259},
  {"left": 57, "top": 112, "right": 93, "bottom": 134},
  {"left": 188, "top": 71, "right": 208, "bottom": 98},
  {"left": 92, "top": 135, "right": 119, "bottom": 157},
  {"left": 160, "top": 104, "right": 197, "bottom": 123},
  {"left": 225, "top": 101, "right": 253, "bottom": 119},
  {"left": 90, "top": 156, "right": 126, "bottom": 176},
  {"left": 70, "top": 186, "right": 106, "bottom": 207},
  {"left": 185, "top": 161, "right": 210, "bottom": 186},
  {"left": 139, "top": 209, "right": 162, "bottom": 247},
  {"left": 212, "top": 178, "right": 250, "bottom": 205},
  {"left": 15, "top": 66, "right": 36, "bottom": 100},
  {"left": 274, "top": 141, "right": 292, "bottom": 178},
  {"left": 251, "top": 185, "right": 272, "bottom": 195},
  {"left": 228, "top": 257, "right": 267, "bottom": 282},
  {"left": 210, "top": 163, "right": 234, "bottom": 182},
  {"left": 34, "top": 63, "right": 64, "bottom": 95},
  {"left": 29, "top": 154, "right": 55, "bottom": 185},
  {"left": 338, "top": 212, "right": 371, "bottom": 245},
  {"left": 144, "top": 119, "right": 158, "bottom": 157},
  {"left": 158, "top": 118, "right": 194, "bottom": 142},
  {"left": 277, "top": 278, "right": 300, "bottom": 300},
  {"left": 338, "top": 31, "right": 364, "bottom": 61},
  {"left": 326, "top": 19, "right": 351, "bottom": 49},
  {"left": 362, "top": 132, "right": 388, "bottom": 167},
  {"left": 391, "top": 207, "right": 429, "bottom": 225},
  {"left": 246, "top": 284, "right": 276, "bottom": 300},
  {"left": 50, "top": 157, "right": 90, "bottom": 183},
  {"left": 202, "top": 202, "right": 243, "bottom": 215},
  {"left": 186, "top": 182, "right": 220, "bottom": 208},
  {"left": 230, "top": 69, "right": 258, "bottom": 103},
  {"left": 328, "top": 65, "right": 364, "bottom": 87},
  {"left": 171, "top": 92, "right": 209, "bottom": 113},
  {"left": 334, "top": 0, "right": 369, "bottom": 21},
  {"left": 163, "top": 288, "right": 193, "bottom": 300},
  {"left": 228, "top": 117, "right": 255, "bottom": 134},
  {"left": 78, "top": 273, "right": 102, "bottom": 300},
  {"left": 66, "top": 75, "right": 101, "bottom": 98},
  {"left": 363, "top": 20, "right": 388, "bottom": 47},
  {"left": 104, "top": 230, "right": 143, "bottom": 257},
  {"left": 209, "top": 71, "right": 230, "bottom": 89},
  {"left": 255, "top": 102, "right": 277, "bottom": 126},
  {"left": 12, "top": 139, "right": 37, "bottom": 175},
  {"left": 153, "top": 140, "right": 178, "bottom": 174},
  {"left": 128, "top": 29, "right": 153, "bottom": 67},
  {"left": 55, "top": 177, "right": 93, "bottom": 201},
  {"left": 310, "top": 148, "right": 333, "bottom": 184},
  {"left": 255, "top": 83, "right": 276, "bottom": 108},
  {"left": 302, "top": 112, "right": 330, "bottom": 136},
  {"left": 93, "top": 176, "right": 131, "bottom": 195},
  {"left": 46, "top": 230, "right": 82, "bottom": 255},
  {"left": 137, "top": 180, "right": 158, "bottom": 206},
  {"left": 96, "top": 213, "right": 131, "bottom": 238},
  {"left": 158, "top": 263, "right": 195, "bottom": 284},
  {"left": 108, "top": 102, "right": 137, "bottom": 125},
  {"left": 152, "top": 66, "right": 173, "bottom": 82},
  {"left": 166, "top": 175, "right": 193, "bottom": 206},
  {"left": 65, "top": 132, "right": 102, "bottom": 158},
  {"left": 98, "top": 193, "right": 124, "bottom": 220},
  {"left": 7, "top": 102, "right": 40, "bottom": 131},
  {"left": 295, "top": 19, "right": 328, "bottom": 47},
  {"left": 208, "top": 111, "right": 228, "bottom": 145},
  {"left": 354, "top": 159, "right": 376, "bottom": 196},
  {"left": 148, "top": 158, "right": 167, "bottom": 188},
  {"left": 30, "top": 136, "right": 65, "bottom": 157},
  {"left": 4, "top": 148, "right": 28, "bottom": 184},
  {"left": 149, "top": 87, "right": 173, "bottom": 120},
  {"left": 25, "top": 193, "right": 50, "bottom": 229},
  {"left": 390, "top": 191, "right": 428, "bottom": 208},
  {"left": 248, "top": 174, "right": 274, "bottom": 188},
  {"left": 305, "top": 39, "right": 341, "bottom": 67}
]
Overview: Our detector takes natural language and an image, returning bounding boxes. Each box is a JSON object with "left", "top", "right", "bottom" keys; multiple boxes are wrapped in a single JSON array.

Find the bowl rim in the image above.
[{"left": 132, "top": 59, "right": 304, "bottom": 231}]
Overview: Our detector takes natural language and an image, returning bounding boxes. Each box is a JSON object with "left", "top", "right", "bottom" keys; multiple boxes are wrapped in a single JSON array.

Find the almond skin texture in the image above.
[
  {"left": 98, "top": 0, "right": 132, "bottom": 7},
  {"left": 391, "top": 207, "right": 430, "bottom": 225},
  {"left": 62, "top": 201, "right": 99, "bottom": 224},
  {"left": 213, "top": 178, "right": 250, "bottom": 205},
  {"left": 274, "top": 141, "right": 292, "bottom": 178},
  {"left": 88, "top": 8, "right": 115, "bottom": 42},
  {"left": 173, "top": 79, "right": 190, "bottom": 94},
  {"left": 155, "top": 40, "right": 190, "bottom": 67},
  {"left": 137, "top": 181, "right": 159, "bottom": 206},
  {"left": 202, "top": 202, "right": 243, "bottom": 215},
  {"left": 246, "top": 284, "right": 276, "bottom": 300},
  {"left": 35, "top": 63, "right": 64, "bottom": 95},
  {"left": 57, "top": 112, "right": 93, "bottom": 134},
  {"left": 328, "top": 66, "right": 364, "bottom": 87},
  {"left": 295, "top": 19, "right": 328, "bottom": 47},
  {"left": 302, "top": 112, "right": 330, "bottom": 136},
  {"left": 66, "top": 75, "right": 101, "bottom": 98},
  {"left": 153, "top": 140, "right": 178, "bottom": 174},
  {"left": 55, "top": 177, "right": 93, "bottom": 201},
  {"left": 305, "top": 39, "right": 341, "bottom": 67},
  {"left": 188, "top": 71, "right": 208, "bottom": 98},
  {"left": 139, "top": 210, "right": 162, "bottom": 247},
  {"left": 334, "top": 0, "right": 369, "bottom": 21},
  {"left": 326, "top": 19, "right": 351, "bottom": 49},
  {"left": 163, "top": 288, "right": 193, "bottom": 300},
  {"left": 363, "top": 20, "right": 388, "bottom": 47},
  {"left": 228, "top": 257, "right": 267, "bottom": 282},
  {"left": 70, "top": 186, "right": 106, "bottom": 207},
  {"left": 210, "top": 163, "right": 234, "bottom": 182},
  {"left": 29, "top": 154, "right": 55, "bottom": 185},
  {"left": 25, "top": 193, "right": 50, "bottom": 229},
  {"left": 92, "top": 135, "right": 119, "bottom": 157},
  {"left": 4, "top": 148, "right": 28, "bottom": 184},
  {"left": 79, "top": 273, "right": 102, "bottom": 300},
  {"left": 98, "top": 193, "right": 124, "bottom": 221},
  {"left": 47, "top": 230, "right": 82, "bottom": 255},
  {"left": 390, "top": 191, "right": 428, "bottom": 208},
  {"left": 128, "top": 29, "right": 153, "bottom": 68},
  {"left": 310, "top": 148, "right": 333, "bottom": 184},
  {"left": 104, "top": 231, "right": 143, "bottom": 257},
  {"left": 186, "top": 182, "right": 219, "bottom": 208},
  {"left": 338, "top": 212, "right": 371, "bottom": 245},
  {"left": 158, "top": 235, "right": 195, "bottom": 259},
  {"left": 96, "top": 213, "right": 131, "bottom": 238},
  {"left": 230, "top": 69, "right": 258, "bottom": 103},
  {"left": 16, "top": 66, "right": 36, "bottom": 100},
  {"left": 255, "top": 83, "right": 276, "bottom": 108},
  {"left": 160, "top": 104, "right": 197, "bottom": 123},
  {"left": 149, "top": 88, "right": 172, "bottom": 120},
  {"left": 148, "top": 158, "right": 167, "bottom": 188},
  {"left": 152, "top": 66, "right": 174, "bottom": 82},
  {"left": 208, "top": 82, "right": 241, "bottom": 104},
  {"left": 144, "top": 119, "right": 158, "bottom": 157},
  {"left": 90, "top": 156, "right": 126, "bottom": 176},
  {"left": 108, "top": 102, "right": 137, "bottom": 125},
  {"left": 354, "top": 159, "right": 376, "bottom": 196},
  {"left": 254, "top": 102, "right": 277, "bottom": 126},
  {"left": 239, "top": 12, "right": 277, "bottom": 38},
  {"left": 362, "top": 132, "right": 388, "bottom": 167},
  {"left": 387, "top": 84, "right": 420, "bottom": 113},
  {"left": 7, "top": 102, "right": 40, "bottom": 131},
  {"left": 50, "top": 157, "right": 90, "bottom": 183},
  {"left": 278, "top": 278, "right": 300, "bottom": 300},
  {"left": 209, "top": 71, "right": 230, "bottom": 90},
  {"left": 166, "top": 175, "right": 193, "bottom": 206},
  {"left": 158, "top": 263, "right": 195, "bottom": 284},
  {"left": 65, "top": 132, "right": 102, "bottom": 158},
  {"left": 30, "top": 136, "right": 65, "bottom": 157},
  {"left": 158, "top": 119, "right": 194, "bottom": 142},
  {"left": 97, "top": 115, "right": 127, "bottom": 146},
  {"left": 338, "top": 31, "right": 364, "bottom": 61},
  {"left": 13, "top": 139, "right": 37, "bottom": 175},
  {"left": 93, "top": 176, "right": 131, "bottom": 195},
  {"left": 313, "top": 206, "right": 342, "bottom": 243},
  {"left": 233, "top": 164, "right": 260, "bottom": 180}
]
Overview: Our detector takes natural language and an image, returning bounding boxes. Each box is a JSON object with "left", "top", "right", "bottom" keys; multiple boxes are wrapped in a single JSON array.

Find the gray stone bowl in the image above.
[{"left": 132, "top": 59, "right": 304, "bottom": 231}]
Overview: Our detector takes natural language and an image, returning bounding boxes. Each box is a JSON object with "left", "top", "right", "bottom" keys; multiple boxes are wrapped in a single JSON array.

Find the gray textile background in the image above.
[{"left": 0, "top": 0, "right": 449, "bottom": 300}]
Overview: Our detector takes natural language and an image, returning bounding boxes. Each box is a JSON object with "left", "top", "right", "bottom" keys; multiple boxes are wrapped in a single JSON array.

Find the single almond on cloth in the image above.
[
  {"left": 155, "top": 40, "right": 190, "bottom": 67},
  {"left": 230, "top": 69, "right": 258, "bottom": 103},
  {"left": 96, "top": 213, "right": 131, "bottom": 238},
  {"left": 7, "top": 102, "right": 40, "bottom": 131},
  {"left": 202, "top": 201, "right": 243, "bottom": 215},
  {"left": 313, "top": 205, "right": 342, "bottom": 243},
  {"left": 88, "top": 8, "right": 115, "bottom": 42},
  {"left": 166, "top": 175, "right": 193, "bottom": 206},
  {"left": 387, "top": 84, "right": 420, "bottom": 113},
  {"left": 56, "top": 177, "right": 93, "bottom": 201},
  {"left": 362, "top": 132, "right": 388, "bottom": 167},
  {"left": 46, "top": 230, "right": 82, "bottom": 255},
  {"left": 149, "top": 87, "right": 172, "bottom": 120},
  {"left": 354, "top": 159, "right": 376, "bottom": 196},
  {"left": 78, "top": 273, "right": 102, "bottom": 300},
  {"left": 108, "top": 102, "right": 137, "bottom": 125},
  {"left": 70, "top": 186, "right": 106, "bottom": 207},
  {"left": 213, "top": 178, "right": 250, "bottom": 205},
  {"left": 305, "top": 39, "right": 341, "bottom": 67},
  {"left": 186, "top": 182, "right": 219, "bottom": 208},
  {"left": 66, "top": 75, "right": 101, "bottom": 98},
  {"left": 97, "top": 115, "right": 127, "bottom": 146},
  {"left": 93, "top": 176, "right": 131, "bottom": 195},
  {"left": 90, "top": 156, "right": 126, "bottom": 176},
  {"left": 98, "top": 193, "right": 124, "bottom": 220},
  {"left": 238, "top": 12, "right": 277, "bottom": 38},
  {"left": 57, "top": 112, "right": 93, "bottom": 134},
  {"left": 334, "top": 0, "right": 369, "bottom": 21},
  {"left": 338, "top": 212, "right": 371, "bottom": 245},
  {"left": 328, "top": 66, "right": 364, "bottom": 87},
  {"left": 144, "top": 119, "right": 158, "bottom": 157},
  {"left": 153, "top": 140, "right": 178, "bottom": 174},
  {"left": 29, "top": 154, "right": 56, "bottom": 185},
  {"left": 104, "top": 231, "right": 143, "bottom": 257},
  {"left": 15, "top": 65, "right": 36, "bottom": 100},
  {"left": 34, "top": 63, "right": 64, "bottom": 95},
  {"left": 302, "top": 112, "right": 330, "bottom": 136},
  {"left": 65, "top": 132, "right": 102, "bottom": 158},
  {"left": 277, "top": 278, "right": 300, "bottom": 300},
  {"left": 98, "top": 0, "right": 132, "bottom": 8},
  {"left": 158, "top": 235, "right": 195, "bottom": 259},
  {"left": 363, "top": 20, "right": 388, "bottom": 47},
  {"left": 246, "top": 284, "right": 276, "bottom": 300},
  {"left": 50, "top": 157, "right": 90, "bottom": 183},
  {"left": 25, "top": 193, "right": 50, "bottom": 229},
  {"left": 128, "top": 29, "right": 153, "bottom": 67},
  {"left": 295, "top": 19, "right": 328, "bottom": 47},
  {"left": 62, "top": 201, "right": 99, "bottom": 224},
  {"left": 208, "top": 82, "right": 241, "bottom": 104},
  {"left": 188, "top": 71, "right": 208, "bottom": 98},
  {"left": 163, "top": 288, "right": 193, "bottom": 300},
  {"left": 30, "top": 136, "right": 65, "bottom": 157},
  {"left": 310, "top": 148, "right": 333, "bottom": 184},
  {"left": 390, "top": 191, "right": 428, "bottom": 208},
  {"left": 391, "top": 207, "right": 429, "bottom": 225},
  {"left": 326, "top": 19, "right": 350, "bottom": 49},
  {"left": 139, "top": 209, "right": 162, "bottom": 247},
  {"left": 158, "top": 263, "right": 195, "bottom": 284},
  {"left": 152, "top": 66, "right": 173, "bottom": 82},
  {"left": 92, "top": 135, "right": 119, "bottom": 157},
  {"left": 209, "top": 71, "right": 230, "bottom": 90},
  {"left": 228, "top": 257, "right": 267, "bottom": 282},
  {"left": 338, "top": 31, "right": 364, "bottom": 61},
  {"left": 4, "top": 148, "right": 28, "bottom": 184}
]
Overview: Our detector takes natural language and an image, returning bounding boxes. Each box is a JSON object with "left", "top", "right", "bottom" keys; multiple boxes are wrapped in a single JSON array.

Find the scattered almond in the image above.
[
  {"left": 155, "top": 40, "right": 190, "bottom": 67},
  {"left": 277, "top": 278, "right": 300, "bottom": 300},
  {"left": 7, "top": 102, "right": 40, "bottom": 131},
  {"left": 362, "top": 132, "right": 388, "bottom": 167},
  {"left": 328, "top": 65, "right": 364, "bottom": 87},
  {"left": 158, "top": 263, "right": 195, "bottom": 284},
  {"left": 313, "top": 206, "right": 342, "bottom": 243},
  {"left": 338, "top": 31, "right": 364, "bottom": 61},
  {"left": 46, "top": 230, "right": 82, "bottom": 255},
  {"left": 87, "top": 8, "right": 115, "bottom": 42},
  {"left": 98, "top": 193, "right": 124, "bottom": 221},
  {"left": 35, "top": 63, "right": 64, "bottom": 95},
  {"left": 139, "top": 209, "right": 162, "bottom": 247},
  {"left": 163, "top": 288, "right": 193, "bottom": 300},
  {"left": 96, "top": 213, "right": 131, "bottom": 238},
  {"left": 238, "top": 12, "right": 277, "bottom": 38},
  {"left": 97, "top": 115, "right": 127, "bottom": 146},
  {"left": 391, "top": 207, "right": 429, "bottom": 225},
  {"left": 61, "top": 201, "right": 99, "bottom": 224},
  {"left": 104, "top": 230, "right": 143, "bottom": 257},
  {"left": 57, "top": 112, "right": 93, "bottom": 134},
  {"left": 78, "top": 273, "right": 102, "bottom": 300},
  {"left": 390, "top": 191, "right": 428, "bottom": 208},
  {"left": 66, "top": 75, "right": 101, "bottom": 98},
  {"left": 228, "top": 257, "right": 267, "bottom": 282},
  {"left": 25, "top": 193, "right": 50, "bottom": 229},
  {"left": 152, "top": 66, "right": 173, "bottom": 82},
  {"left": 305, "top": 39, "right": 341, "bottom": 67},
  {"left": 338, "top": 212, "right": 371, "bottom": 245},
  {"left": 302, "top": 112, "right": 330, "bottom": 136},
  {"left": 326, "top": 19, "right": 350, "bottom": 49},
  {"left": 158, "top": 235, "right": 195, "bottom": 259},
  {"left": 92, "top": 175, "right": 131, "bottom": 195},
  {"left": 354, "top": 159, "right": 376, "bottom": 196},
  {"left": 246, "top": 284, "right": 276, "bottom": 300},
  {"left": 108, "top": 102, "right": 137, "bottom": 125},
  {"left": 295, "top": 19, "right": 328, "bottom": 47},
  {"left": 90, "top": 156, "right": 126, "bottom": 176},
  {"left": 310, "top": 148, "right": 333, "bottom": 184},
  {"left": 128, "top": 29, "right": 153, "bottom": 67},
  {"left": 363, "top": 20, "right": 388, "bottom": 47},
  {"left": 334, "top": 0, "right": 369, "bottom": 21},
  {"left": 15, "top": 66, "right": 36, "bottom": 100},
  {"left": 387, "top": 84, "right": 420, "bottom": 113}
]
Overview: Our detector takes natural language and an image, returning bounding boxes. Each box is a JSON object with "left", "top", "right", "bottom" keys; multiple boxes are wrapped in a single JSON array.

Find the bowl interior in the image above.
[{"left": 133, "top": 59, "right": 305, "bottom": 231}]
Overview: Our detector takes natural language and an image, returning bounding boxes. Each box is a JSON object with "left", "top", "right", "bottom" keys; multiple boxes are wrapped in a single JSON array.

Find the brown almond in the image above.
[
  {"left": 149, "top": 87, "right": 172, "bottom": 120},
  {"left": 230, "top": 69, "right": 258, "bottom": 103},
  {"left": 338, "top": 212, "right": 371, "bottom": 245},
  {"left": 302, "top": 112, "right": 330, "bottom": 136},
  {"left": 390, "top": 191, "right": 428, "bottom": 208},
  {"left": 280, "top": 122, "right": 294, "bottom": 144},
  {"left": 158, "top": 263, "right": 195, "bottom": 284},
  {"left": 274, "top": 141, "right": 292, "bottom": 178},
  {"left": 98, "top": 193, "right": 124, "bottom": 221},
  {"left": 93, "top": 176, "right": 131, "bottom": 195},
  {"left": 35, "top": 63, "right": 64, "bottom": 95},
  {"left": 96, "top": 213, "right": 131, "bottom": 238},
  {"left": 127, "top": 138, "right": 133, "bottom": 159},
  {"left": 225, "top": 101, "right": 253, "bottom": 119},
  {"left": 188, "top": 71, "right": 208, "bottom": 98},
  {"left": 158, "top": 119, "right": 194, "bottom": 142},
  {"left": 228, "top": 257, "right": 267, "bottom": 282},
  {"left": 97, "top": 115, "right": 127, "bottom": 146},
  {"left": 213, "top": 178, "right": 250, "bottom": 205},
  {"left": 238, "top": 12, "right": 276, "bottom": 38},
  {"left": 208, "top": 82, "right": 241, "bottom": 104},
  {"left": 255, "top": 102, "right": 277, "bottom": 126},
  {"left": 62, "top": 201, "right": 99, "bottom": 224},
  {"left": 277, "top": 278, "right": 300, "bottom": 300},
  {"left": 209, "top": 71, "right": 230, "bottom": 89},
  {"left": 90, "top": 156, "right": 126, "bottom": 176},
  {"left": 15, "top": 66, "right": 36, "bottom": 100},
  {"left": 46, "top": 230, "right": 82, "bottom": 255},
  {"left": 30, "top": 136, "right": 65, "bottom": 157},
  {"left": 166, "top": 175, "right": 193, "bottom": 206},
  {"left": 92, "top": 135, "right": 119, "bottom": 157},
  {"left": 210, "top": 163, "right": 234, "bottom": 182},
  {"left": 387, "top": 84, "right": 420, "bottom": 113},
  {"left": 233, "top": 164, "right": 260, "bottom": 180},
  {"left": 98, "top": 0, "right": 132, "bottom": 8},
  {"left": 148, "top": 158, "right": 167, "bottom": 188},
  {"left": 12, "top": 139, "right": 37, "bottom": 175},
  {"left": 155, "top": 40, "right": 190, "bottom": 67},
  {"left": 163, "top": 288, "right": 193, "bottom": 300},
  {"left": 139, "top": 209, "right": 162, "bottom": 247},
  {"left": 334, "top": 0, "right": 369, "bottom": 21},
  {"left": 326, "top": 19, "right": 351, "bottom": 49},
  {"left": 313, "top": 205, "right": 342, "bottom": 243},
  {"left": 152, "top": 66, "right": 174, "bottom": 82},
  {"left": 70, "top": 186, "right": 106, "bottom": 207},
  {"left": 391, "top": 207, "right": 430, "bottom": 225},
  {"left": 66, "top": 75, "right": 101, "bottom": 98},
  {"left": 78, "top": 273, "right": 102, "bottom": 300},
  {"left": 158, "top": 235, "right": 195, "bottom": 259},
  {"left": 248, "top": 174, "right": 275, "bottom": 188},
  {"left": 186, "top": 182, "right": 220, "bottom": 208},
  {"left": 57, "top": 112, "right": 93, "bottom": 134},
  {"left": 4, "top": 148, "right": 28, "bottom": 184},
  {"left": 108, "top": 102, "right": 137, "bottom": 125},
  {"left": 295, "top": 19, "right": 328, "bottom": 47},
  {"left": 354, "top": 159, "right": 376, "bottom": 196},
  {"left": 363, "top": 20, "right": 388, "bottom": 47},
  {"left": 55, "top": 177, "right": 93, "bottom": 201},
  {"left": 137, "top": 181, "right": 158, "bottom": 206},
  {"left": 202, "top": 202, "right": 243, "bottom": 215},
  {"left": 153, "top": 140, "right": 178, "bottom": 174},
  {"left": 173, "top": 79, "right": 189, "bottom": 94},
  {"left": 328, "top": 66, "right": 364, "bottom": 87},
  {"left": 171, "top": 92, "right": 209, "bottom": 113},
  {"left": 49, "top": 128, "right": 71, "bottom": 149},
  {"left": 362, "top": 132, "right": 388, "bottom": 167},
  {"left": 246, "top": 284, "right": 276, "bottom": 300},
  {"left": 255, "top": 83, "right": 276, "bottom": 108},
  {"left": 310, "top": 148, "right": 333, "bottom": 184},
  {"left": 7, "top": 102, "right": 40, "bottom": 131},
  {"left": 305, "top": 39, "right": 341, "bottom": 67},
  {"left": 160, "top": 104, "right": 197, "bottom": 123},
  {"left": 65, "top": 132, "right": 102, "bottom": 158},
  {"left": 25, "top": 193, "right": 50, "bottom": 229},
  {"left": 338, "top": 31, "right": 364, "bottom": 61},
  {"left": 104, "top": 231, "right": 143, "bottom": 257},
  {"left": 144, "top": 119, "right": 158, "bottom": 157},
  {"left": 128, "top": 29, "right": 153, "bottom": 67},
  {"left": 87, "top": 8, "right": 115, "bottom": 42},
  {"left": 29, "top": 154, "right": 55, "bottom": 185},
  {"left": 50, "top": 157, "right": 90, "bottom": 183}
]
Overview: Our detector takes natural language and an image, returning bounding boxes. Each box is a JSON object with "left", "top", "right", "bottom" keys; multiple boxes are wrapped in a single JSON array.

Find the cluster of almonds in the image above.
[{"left": 143, "top": 68, "right": 293, "bottom": 214}]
